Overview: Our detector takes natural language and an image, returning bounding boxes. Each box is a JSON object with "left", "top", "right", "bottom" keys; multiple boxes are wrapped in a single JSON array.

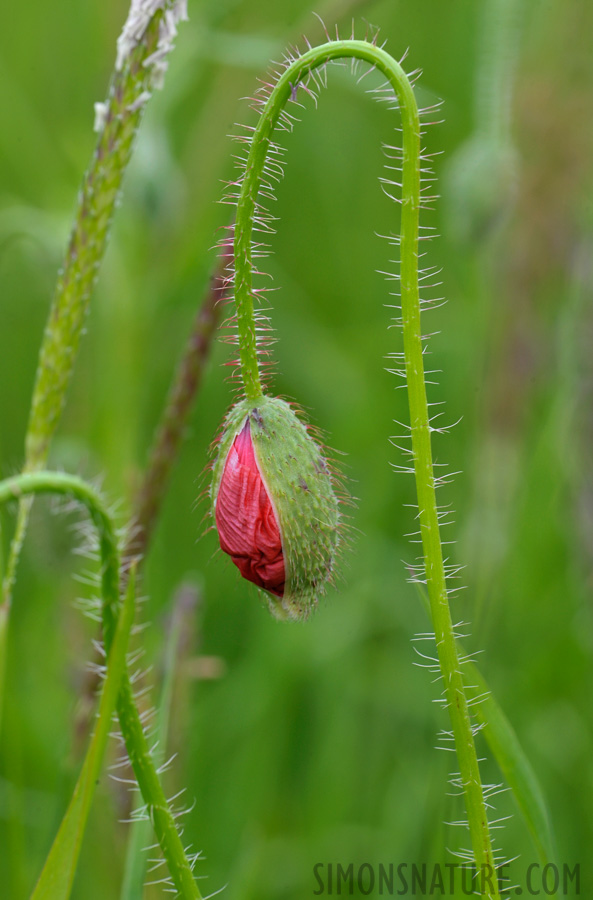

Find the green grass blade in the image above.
[
  {"left": 414, "top": 581, "right": 556, "bottom": 873},
  {"left": 465, "top": 659, "right": 558, "bottom": 869},
  {"left": 31, "top": 565, "right": 137, "bottom": 900}
]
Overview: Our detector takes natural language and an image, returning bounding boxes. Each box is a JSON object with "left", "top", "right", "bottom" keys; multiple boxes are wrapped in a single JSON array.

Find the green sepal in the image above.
[{"left": 211, "top": 395, "right": 340, "bottom": 620}]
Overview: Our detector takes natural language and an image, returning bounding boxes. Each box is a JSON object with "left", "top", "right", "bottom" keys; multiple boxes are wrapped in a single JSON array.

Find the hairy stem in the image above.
[
  {"left": 233, "top": 39, "right": 500, "bottom": 892},
  {"left": 0, "top": 1, "right": 184, "bottom": 724},
  {"left": 121, "top": 582, "right": 200, "bottom": 900},
  {"left": 72, "top": 258, "right": 223, "bottom": 758},
  {"left": 0, "top": 473, "right": 201, "bottom": 899}
]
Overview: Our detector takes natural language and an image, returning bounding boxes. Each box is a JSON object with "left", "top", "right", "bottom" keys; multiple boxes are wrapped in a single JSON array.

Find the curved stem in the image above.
[
  {"left": 1, "top": 0, "right": 186, "bottom": 733},
  {"left": 0, "top": 473, "right": 201, "bottom": 899},
  {"left": 234, "top": 40, "right": 500, "bottom": 894}
]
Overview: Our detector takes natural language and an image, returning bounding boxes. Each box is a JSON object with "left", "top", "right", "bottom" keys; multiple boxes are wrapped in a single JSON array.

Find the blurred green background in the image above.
[{"left": 1, "top": 0, "right": 592, "bottom": 897}]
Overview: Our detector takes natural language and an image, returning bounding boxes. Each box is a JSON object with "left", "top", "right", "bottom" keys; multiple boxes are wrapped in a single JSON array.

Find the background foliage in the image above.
[{"left": 1, "top": 0, "right": 591, "bottom": 897}]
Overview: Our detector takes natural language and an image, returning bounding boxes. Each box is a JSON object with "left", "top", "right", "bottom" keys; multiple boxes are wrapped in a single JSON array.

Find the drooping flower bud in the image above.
[
  {"left": 214, "top": 419, "right": 286, "bottom": 597},
  {"left": 211, "top": 395, "right": 340, "bottom": 620}
]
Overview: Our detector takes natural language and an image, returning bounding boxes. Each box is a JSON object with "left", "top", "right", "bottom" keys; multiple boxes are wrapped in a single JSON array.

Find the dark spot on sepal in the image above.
[{"left": 250, "top": 408, "right": 266, "bottom": 431}]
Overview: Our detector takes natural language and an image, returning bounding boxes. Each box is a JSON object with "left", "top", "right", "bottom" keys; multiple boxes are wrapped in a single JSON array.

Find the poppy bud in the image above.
[{"left": 211, "top": 395, "right": 340, "bottom": 620}]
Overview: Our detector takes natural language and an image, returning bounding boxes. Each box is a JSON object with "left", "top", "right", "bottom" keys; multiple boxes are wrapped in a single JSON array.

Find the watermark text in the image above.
[{"left": 312, "top": 862, "right": 581, "bottom": 896}]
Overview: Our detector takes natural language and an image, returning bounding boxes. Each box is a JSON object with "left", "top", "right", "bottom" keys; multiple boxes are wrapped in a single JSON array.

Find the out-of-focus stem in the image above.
[
  {"left": 126, "top": 261, "right": 225, "bottom": 559},
  {"left": 0, "top": 4, "right": 184, "bottom": 722},
  {"left": 73, "top": 258, "right": 224, "bottom": 756}
]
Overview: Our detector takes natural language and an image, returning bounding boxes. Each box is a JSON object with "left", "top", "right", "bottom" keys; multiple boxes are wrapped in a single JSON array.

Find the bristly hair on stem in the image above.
[
  {"left": 0, "top": 0, "right": 188, "bottom": 732},
  {"left": 72, "top": 255, "right": 224, "bottom": 763},
  {"left": 0, "top": 472, "right": 202, "bottom": 899},
  {"left": 217, "top": 26, "right": 503, "bottom": 895}
]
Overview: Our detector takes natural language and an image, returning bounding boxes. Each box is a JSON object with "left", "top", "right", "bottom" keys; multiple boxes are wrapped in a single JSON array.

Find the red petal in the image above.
[{"left": 215, "top": 420, "right": 285, "bottom": 596}]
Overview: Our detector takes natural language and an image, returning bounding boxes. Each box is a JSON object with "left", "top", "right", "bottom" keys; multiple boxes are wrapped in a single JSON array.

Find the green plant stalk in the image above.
[
  {"left": 120, "top": 583, "right": 189, "bottom": 900},
  {"left": 127, "top": 259, "right": 224, "bottom": 559},
  {"left": 0, "top": 5, "right": 172, "bottom": 722},
  {"left": 24, "top": 16, "right": 164, "bottom": 473},
  {"left": 0, "top": 473, "right": 201, "bottom": 899},
  {"left": 74, "top": 256, "right": 223, "bottom": 752},
  {"left": 412, "top": 579, "right": 556, "bottom": 885},
  {"left": 31, "top": 565, "right": 137, "bottom": 900},
  {"left": 233, "top": 40, "right": 500, "bottom": 893},
  {"left": 475, "top": 0, "right": 522, "bottom": 145}
]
